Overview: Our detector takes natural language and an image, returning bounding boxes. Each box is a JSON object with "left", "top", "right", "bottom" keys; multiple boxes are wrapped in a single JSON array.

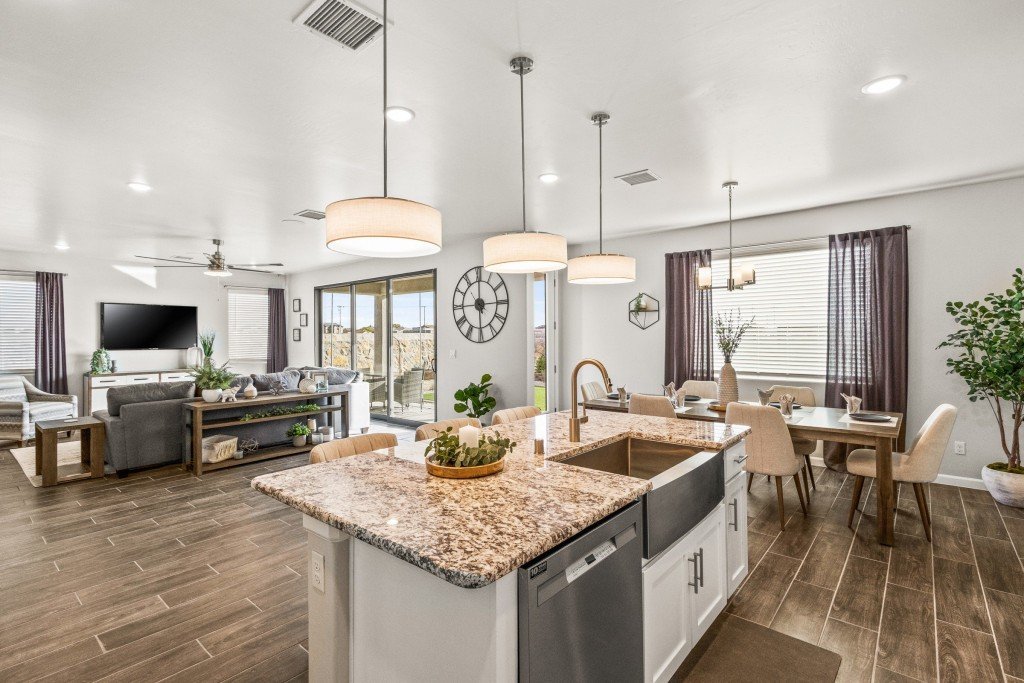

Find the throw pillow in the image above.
[{"left": 250, "top": 370, "right": 301, "bottom": 392}]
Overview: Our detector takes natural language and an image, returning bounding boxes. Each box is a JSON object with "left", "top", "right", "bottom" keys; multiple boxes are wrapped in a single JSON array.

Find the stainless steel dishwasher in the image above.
[{"left": 518, "top": 501, "right": 643, "bottom": 682}]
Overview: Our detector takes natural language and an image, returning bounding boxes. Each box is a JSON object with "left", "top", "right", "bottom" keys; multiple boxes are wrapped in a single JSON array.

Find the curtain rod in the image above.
[
  {"left": 0, "top": 269, "right": 69, "bottom": 277},
  {"left": 706, "top": 225, "right": 911, "bottom": 254}
]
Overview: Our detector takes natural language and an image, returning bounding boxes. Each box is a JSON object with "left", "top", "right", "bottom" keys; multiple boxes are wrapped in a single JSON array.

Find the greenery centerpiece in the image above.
[
  {"left": 238, "top": 403, "right": 322, "bottom": 422},
  {"left": 454, "top": 374, "right": 497, "bottom": 422},
  {"left": 939, "top": 267, "right": 1024, "bottom": 506},
  {"left": 287, "top": 422, "right": 312, "bottom": 448},
  {"left": 423, "top": 426, "right": 516, "bottom": 479},
  {"left": 190, "top": 361, "right": 235, "bottom": 402},
  {"left": 713, "top": 311, "right": 755, "bottom": 406}
]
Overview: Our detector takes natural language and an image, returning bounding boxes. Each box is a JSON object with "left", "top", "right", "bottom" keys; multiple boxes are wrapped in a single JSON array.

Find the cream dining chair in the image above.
[
  {"left": 580, "top": 381, "right": 608, "bottom": 402},
  {"left": 491, "top": 406, "right": 542, "bottom": 426},
  {"left": 769, "top": 385, "right": 819, "bottom": 492},
  {"left": 846, "top": 404, "right": 957, "bottom": 542},
  {"left": 628, "top": 394, "right": 677, "bottom": 418},
  {"left": 678, "top": 380, "right": 719, "bottom": 401},
  {"left": 310, "top": 432, "right": 398, "bottom": 464},
  {"left": 726, "top": 403, "right": 809, "bottom": 530},
  {"left": 414, "top": 417, "right": 482, "bottom": 442}
]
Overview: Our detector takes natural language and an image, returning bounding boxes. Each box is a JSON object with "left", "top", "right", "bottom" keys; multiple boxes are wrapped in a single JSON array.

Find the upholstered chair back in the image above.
[
  {"left": 414, "top": 417, "right": 482, "bottom": 442},
  {"left": 0, "top": 375, "right": 28, "bottom": 402},
  {"left": 678, "top": 380, "right": 719, "bottom": 401},
  {"left": 900, "top": 404, "right": 957, "bottom": 483},
  {"left": 628, "top": 394, "right": 677, "bottom": 418},
  {"left": 768, "top": 385, "right": 817, "bottom": 407},
  {"left": 310, "top": 432, "right": 398, "bottom": 464},
  {"left": 491, "top": 406, "right": 542, "bottom": 426},
  {"left": 580, "top": 381, "right": 607, "bottom": 402},
  {"left": 725, "top": 403, "right": 801, "bottom": 477}
]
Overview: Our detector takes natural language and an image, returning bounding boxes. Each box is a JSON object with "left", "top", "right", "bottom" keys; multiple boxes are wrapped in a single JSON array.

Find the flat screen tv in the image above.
[{"left": 100, "top": 303, "right": 198, "bottom": 350}]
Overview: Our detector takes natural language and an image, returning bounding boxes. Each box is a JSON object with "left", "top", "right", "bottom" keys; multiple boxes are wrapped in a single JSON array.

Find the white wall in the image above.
[
  {"left": 0, "top": 251, "right": 283, "bottom": 408},
  {"left": 559, "top": 176, "right": 1024, "bottom": 479},
  {"left": 285, "top": 237, "right": 530, "bottom": 422}
]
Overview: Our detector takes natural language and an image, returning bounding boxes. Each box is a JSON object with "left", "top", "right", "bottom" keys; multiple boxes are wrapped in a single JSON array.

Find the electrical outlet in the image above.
[
  {"left": 954, "top": 441, "right": 966, "bottom": 456},
  {"left": 311, "top": 551, "right": 325, "bottom": 593},
  {"left": 449, "top": 349, "right": 457, "bottom": 359}
]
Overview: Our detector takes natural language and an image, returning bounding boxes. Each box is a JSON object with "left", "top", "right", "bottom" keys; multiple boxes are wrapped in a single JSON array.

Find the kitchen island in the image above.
[{"left": 252, "top": 410, "right": 749, "bottom": 682}]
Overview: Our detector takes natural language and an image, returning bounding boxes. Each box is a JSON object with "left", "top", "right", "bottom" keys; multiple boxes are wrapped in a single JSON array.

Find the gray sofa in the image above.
[{"left": 94, "top": 381, "right": 196, "bottom": 473}]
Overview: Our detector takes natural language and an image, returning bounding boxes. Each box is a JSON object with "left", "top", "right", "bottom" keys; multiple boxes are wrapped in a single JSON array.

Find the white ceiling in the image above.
[{"left": 1, "top": 0, "right": 1022, "bottom": 273}]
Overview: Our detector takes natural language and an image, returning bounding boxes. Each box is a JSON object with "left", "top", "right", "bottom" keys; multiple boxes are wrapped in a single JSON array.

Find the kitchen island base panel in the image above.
[{"left": 303, "top": 515, "right": 517, "bottom": 683}]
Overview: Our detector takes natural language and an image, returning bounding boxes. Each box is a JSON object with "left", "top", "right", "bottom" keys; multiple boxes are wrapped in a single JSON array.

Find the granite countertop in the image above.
[{"left": 251, "top": 410, "right": 749, "bottom": 588}]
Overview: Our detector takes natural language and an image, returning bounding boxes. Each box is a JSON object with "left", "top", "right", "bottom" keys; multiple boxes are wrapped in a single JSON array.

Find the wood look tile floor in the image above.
[
  {"left": 3, "top": 434, "right": 1022, "bottom": 682},
  {"left": 729, "top": 466, "right": 1024, "bottom": 682}
]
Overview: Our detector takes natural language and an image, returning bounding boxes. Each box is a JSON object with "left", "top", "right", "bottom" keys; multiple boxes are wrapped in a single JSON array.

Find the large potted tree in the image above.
[{"left": 939, "top": 267, "right": 1024, "bottom": 506}]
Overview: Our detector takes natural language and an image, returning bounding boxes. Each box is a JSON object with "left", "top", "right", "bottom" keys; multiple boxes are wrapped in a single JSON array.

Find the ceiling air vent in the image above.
[
  {"left": 295, "top": 209, "right": 327, "bottom": 220},
  {"left": 293, "top": 0, "right": 383, "bottom": 51},
  {"left": 615, "top": 169, "right": 660, "bottom": 186}
]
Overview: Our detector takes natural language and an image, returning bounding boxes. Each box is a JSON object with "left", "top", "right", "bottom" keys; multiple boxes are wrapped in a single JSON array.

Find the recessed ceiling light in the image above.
[
  {"left": 861, "top": 75, "right": 906, "bottom": 95},
  {"left": 384, "top": 106, "right": 415, "bottom": 122},
  {"left": 54, "top": 242, "right": 70, "bottom": 250},
  {"left": 127, "top": 181, "right": 152, "bottom": 193},
  {"left": 538, "top": 173, "right": 559, "bottom": 184}
]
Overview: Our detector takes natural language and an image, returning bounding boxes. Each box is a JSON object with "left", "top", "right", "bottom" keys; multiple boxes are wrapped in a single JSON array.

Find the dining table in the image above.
[{"left": 584, "top": 396, "right": 905, "bottom": 546}]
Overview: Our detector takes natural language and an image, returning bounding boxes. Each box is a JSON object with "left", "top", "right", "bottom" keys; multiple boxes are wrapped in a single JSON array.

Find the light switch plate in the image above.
[
  {"left": 954, "top": 441, "right": 966, "bottom": 456},
  {"left": 311, "top": 551, "right": 325, "bottom": 592}
]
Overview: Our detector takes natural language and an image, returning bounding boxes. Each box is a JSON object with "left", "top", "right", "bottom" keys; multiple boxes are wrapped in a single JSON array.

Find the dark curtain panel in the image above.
[
  {"left": 665, "top": 249, "right": 714, "bottom": 386},
  {"left": 267, "top": 288, "right": 289, "bottom": 373},
  {"left": 35, "top": 271, "right": 68, "bottom": 394},
  {"left": 824, "top": 225, "right": 909, "bottom": 470}
]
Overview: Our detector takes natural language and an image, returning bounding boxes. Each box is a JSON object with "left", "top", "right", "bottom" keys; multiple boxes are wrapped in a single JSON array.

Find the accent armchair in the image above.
[
  {"left": 393, "top": 369, "right": 425, "bottom": 412},
  {"left": 0, "top": 374, "right": 78, "bottom": 446}
]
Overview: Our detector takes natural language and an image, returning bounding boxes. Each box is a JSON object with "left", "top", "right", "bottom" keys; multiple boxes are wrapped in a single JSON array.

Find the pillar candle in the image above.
[{"left": 458, "top": 425, "right": 481, "bottom": 448}]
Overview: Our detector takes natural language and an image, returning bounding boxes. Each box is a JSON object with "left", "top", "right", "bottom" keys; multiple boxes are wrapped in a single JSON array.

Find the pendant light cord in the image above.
[
  {"left": 382, "top": 0, "right": 388, "bottom": 197},
  {"left": 519, "top": 66, "right": 526, "bottom": 233},
  {"left": 598, "top": 119, "right": 604, "bottom": 254}
]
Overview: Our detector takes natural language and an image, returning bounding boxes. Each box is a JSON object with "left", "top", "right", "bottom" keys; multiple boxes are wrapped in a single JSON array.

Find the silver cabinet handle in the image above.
[
  {"left": 688, "top": 554, "right": 699, "bottom": 594},
  {"left": 698, "top": 548, "right": 705, "bottom": 588},
  {"left": 733, "top": 453, "right": 748, "bottom": 464},
  {"left": 729, "top": 498, "right": 739, "bottom": 530}
]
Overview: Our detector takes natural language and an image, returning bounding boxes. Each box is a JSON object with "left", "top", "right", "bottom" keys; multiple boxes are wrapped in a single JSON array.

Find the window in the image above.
[
  {"left": 533, "top": 273, "right": 547, "bottom": 411},
  {"left": 711, "top": 244, "right": 828, "bottom": 378},
  {"left": 227, "top": 288, "right": 268, "bottom": 362},
  {"left": 0, "top": 276, "right": 35, "bottom": 372}
]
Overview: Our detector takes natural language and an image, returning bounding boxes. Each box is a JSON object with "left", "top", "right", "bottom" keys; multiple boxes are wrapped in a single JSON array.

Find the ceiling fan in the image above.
[{"left": 134, "top": 239, "right": 283, "bottom": 277}]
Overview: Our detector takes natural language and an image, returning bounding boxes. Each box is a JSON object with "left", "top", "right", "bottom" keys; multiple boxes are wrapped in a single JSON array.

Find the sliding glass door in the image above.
[{"left": 318, "top": 270, "right": 436, "bottom": 426}]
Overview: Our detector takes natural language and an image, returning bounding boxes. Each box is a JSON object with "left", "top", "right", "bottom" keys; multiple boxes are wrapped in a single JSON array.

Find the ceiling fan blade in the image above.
[
  {"left": 135, "top": 255, "right": 199, "bottom": 264},
  {"left": 151, "top": 264, "right": 208, "bottom": 268},
  {"left": 229, "top": 266, "right": 273, "bottom": 274},
  {"left": 228, "top": 263, "right": 284, "bottom": 268}
]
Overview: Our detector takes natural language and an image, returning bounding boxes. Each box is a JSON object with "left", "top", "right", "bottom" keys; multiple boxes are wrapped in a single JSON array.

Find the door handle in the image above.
[
  {"left": 698, "top": 548, "right": 705, "bottom": 588},
  {"left": 729, "top": 498, "right": 739, "bottom": 530},
  {"left": 688, "top": 554, "right": 699, "bottom": 594}
]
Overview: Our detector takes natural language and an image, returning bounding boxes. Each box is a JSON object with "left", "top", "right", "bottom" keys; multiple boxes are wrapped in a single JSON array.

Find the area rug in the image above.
[
  {"left": 8, "top": 441, "right": 111, "bottom": 487},
  {"left": 672, "top": 614, "right": 842, "bottom": 682}
]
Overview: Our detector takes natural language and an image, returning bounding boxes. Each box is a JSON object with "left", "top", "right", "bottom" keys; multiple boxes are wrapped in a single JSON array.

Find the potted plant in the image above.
[
  {"left": 190, "top": 361, "right": 235, "bottom": 402},
  {"left": 454, "top": 374, "right": 497, "bottom": 423},
  {"left": 287, "top": 422, "right": 312, "bottom": 448},
  {"left": 198, "top": 330, "right": 216, "bottom": 368},
  {"left": 939, "top": 267, "right": 1024, "bottom": 506},
  {"left": 423, "top": 426, "right": 516, "bottom": 479},
  {"left": 713, "top": 311, "right": 754, "bottom": 405}
]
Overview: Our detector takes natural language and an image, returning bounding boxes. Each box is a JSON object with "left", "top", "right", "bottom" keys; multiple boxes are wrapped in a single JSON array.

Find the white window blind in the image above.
[
  {"left": 711, "top": 245, "right": 828, "bottom": 378},
  {"left": 0, "top": 276, "right": 35, "bottom": 372},
  {"left": 228, "top": 288, "right": 269, "bottom": 362}
]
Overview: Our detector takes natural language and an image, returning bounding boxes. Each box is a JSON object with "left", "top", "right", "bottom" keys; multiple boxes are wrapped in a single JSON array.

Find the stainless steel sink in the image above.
[{"left": 562, "top": 438, "right": 725, "bottom": 559}]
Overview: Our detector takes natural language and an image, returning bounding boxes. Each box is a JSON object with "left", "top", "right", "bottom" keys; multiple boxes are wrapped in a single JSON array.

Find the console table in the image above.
[{"left": 183, "top": 390, "right": 348, "bottom": 477}]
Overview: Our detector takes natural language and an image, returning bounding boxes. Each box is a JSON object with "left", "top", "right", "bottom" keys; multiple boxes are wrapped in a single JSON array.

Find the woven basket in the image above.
[{"left": 202, "top": 435, "right": 238, "bottom": 463}]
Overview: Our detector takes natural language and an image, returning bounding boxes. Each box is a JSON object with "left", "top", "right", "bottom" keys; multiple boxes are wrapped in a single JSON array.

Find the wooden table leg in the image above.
[
  {"left": 875, "top": 435, "right": 895, "bottom": 546},
  {"left": 35, "top": 433, "right": 42, "bottom": 475},
  {"left": 88, "top": 427, "right": 105, "bottom": 478},
  {"left": 40, "top": 429, "right": 58, "bottom": 487},
  {"left": 191, "top": 410, "right": 204, "bottom": 478}
]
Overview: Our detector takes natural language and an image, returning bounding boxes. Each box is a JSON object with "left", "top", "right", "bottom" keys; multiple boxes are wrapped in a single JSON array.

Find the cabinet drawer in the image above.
[
  {"left": 723, "top": 442, "right": 747, "bottom": 482},
  {"left": 90, "top": 376, "right": 126, "bottom": 387},
  {"left": 160, "top": 372, "right": 193, "bottom": 382},
  {"left": 124, "top": 373, "right": 160, "bottom": 384}
]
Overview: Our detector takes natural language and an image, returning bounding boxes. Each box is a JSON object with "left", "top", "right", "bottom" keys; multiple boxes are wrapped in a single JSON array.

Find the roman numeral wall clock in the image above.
[{"left": 453, "top": 266, "right": 509, "bottom": 343}]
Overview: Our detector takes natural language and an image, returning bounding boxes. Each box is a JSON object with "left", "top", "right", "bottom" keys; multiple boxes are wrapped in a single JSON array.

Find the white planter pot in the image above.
[
  {"left": 292, "top": 435, "right": 307, "bottom": 448},
  {"left": 981, "top": 465, "right": 1024, "bottom": 508},
  {"left": 201, "top": 389, "right": 222, "bottom": 403}
]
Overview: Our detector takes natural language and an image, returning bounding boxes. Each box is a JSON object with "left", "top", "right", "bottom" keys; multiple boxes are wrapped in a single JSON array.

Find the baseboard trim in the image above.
[{"left": 808, "top": 456, "right": 985, "bottom": 490}]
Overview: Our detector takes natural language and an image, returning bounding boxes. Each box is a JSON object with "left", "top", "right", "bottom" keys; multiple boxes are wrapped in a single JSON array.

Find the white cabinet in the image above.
[
  {"left": 84, "top": 370, "right": 190, "bottom": 415},
  {"left": 642, "top": 502, "right": 727, "bottom": 683},
  {"left": 725, "top": 471, "right": 749, "bottom": 596}
]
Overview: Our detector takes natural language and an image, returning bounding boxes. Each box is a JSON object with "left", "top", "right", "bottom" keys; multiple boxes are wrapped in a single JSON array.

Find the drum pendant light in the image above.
[
  {"left": 567, "top": 113, "right": 635, "bottom": 284},
  {"left": 482, "top": 57, "right": 567, "bottom": 273},
  {"left": 325, "top": 0, "right": 442, "bottom": 258}
]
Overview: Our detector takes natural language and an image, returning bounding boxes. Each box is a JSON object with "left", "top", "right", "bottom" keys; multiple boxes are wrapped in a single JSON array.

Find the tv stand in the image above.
[{"left": 83, "top": 370, "right": 193, "bottom": 416}]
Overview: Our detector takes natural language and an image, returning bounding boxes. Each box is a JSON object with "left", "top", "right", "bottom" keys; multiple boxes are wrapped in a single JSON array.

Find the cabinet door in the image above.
[
  {"left": 642, "top": 536, "right": 694, "bottom": 683},
  {"left": 725, "top": 474, "right": 749, "bottom": 596},
  {"left": 689, "top": 506, "right": 727, "bottom": 642}
]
